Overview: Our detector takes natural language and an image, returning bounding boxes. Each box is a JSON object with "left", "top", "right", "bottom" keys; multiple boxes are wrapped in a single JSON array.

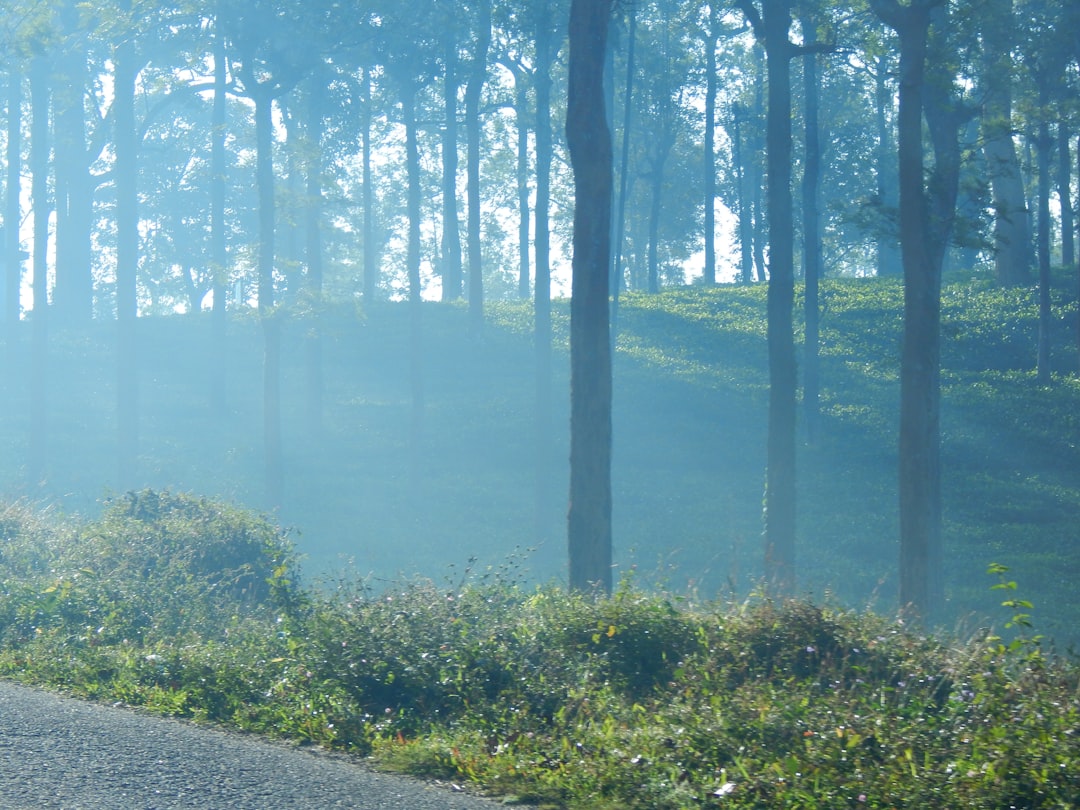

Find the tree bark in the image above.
[
  {"left": 115, "top": 11, "right": 140, "bottom": 489},
  {"left": 1058, "top": 125, "right": 1073, "bottom": 271},
  {"left": 53, "top": 0, "right": 93, "bottom": 324},
  {"left": 703, "top": 3, "right": 718, "bottom": 286},
  {"left": 511, "top": 69, "right": 531, "bottom": 299},
  {"left": 611, "top": 4, "right": 635, "bottom": 335},
  {"left": 5, "top": 68, "right": 22, "bottom": 342},
  {"left": 466, "top": 0, "right": 491, "bottom": 334},
  {"left": 305, "top": 71, "right": 326, "bottom": 439},
  {"left": 362, "top": 68, "right": 377, "bottom": 302},
  {"left": 875, "top": 50, "right": 902, "bottom": 277},
  {"left": 870, "top": 0, "right": 960, "bottom": 621},
  {"left": 534, "top": 1, "right": 556, "bottom": 546},
  {"left": 255, "top": 90, "right": 282, "bottom": 509},
  {"left": 28, "top": 55, "right": 50, "bottom": 485},
  {"left": 1036, "top": 116, "right": 1052, "bottom": 384},
  {"left": 402, "top": 85, "right": 425, "bottom": 479},
  {"left": 763, "top": 0, "right": 796, "bottom": 595},
  {"left": 567, "top": 0, "right": 614, "bottom": 594},
  {"left": 982, "top": 0, "right": 1032, "bottom": 286},
  {"left": 210, "top": 14, "right": 227, "bottom": 415},
  {"left": 801, "top": 21, "right": 822, "bottom": 443},
  {"left": 441, "top": 34, "right": 463, "bottom": 302}
]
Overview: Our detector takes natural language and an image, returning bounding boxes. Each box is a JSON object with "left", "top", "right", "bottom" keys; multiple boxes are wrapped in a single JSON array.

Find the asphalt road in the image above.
[{"left": 0, "top": 681, "right": 510, "bottom": 809}]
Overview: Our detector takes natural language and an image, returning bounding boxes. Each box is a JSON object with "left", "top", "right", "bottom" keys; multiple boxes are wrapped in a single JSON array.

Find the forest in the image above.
[{"left": 0, "top": 0, "right": 1077, "bottom": 638}]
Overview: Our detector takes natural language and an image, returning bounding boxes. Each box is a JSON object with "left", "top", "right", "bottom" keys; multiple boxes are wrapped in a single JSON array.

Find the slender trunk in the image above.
[
  {"left": 441, "top": 39, "right": 462, "bottom": 302},
  {"left": 53, "top": 1, "right": 93, "bottom": 323},
  {"left": 872, "top": 0, "right": 957, "bottom": 621},
  {"left": 514, "top": 71, "right": 530, "bottom": 299},
  {"left": 1036, "top": 116, "right": 1052, "bottom": 383},
  {"left": 732, "top": 105, "right": 753, "bottom": 284},
  {"left": 982, "top": 0, "right": 1032, "bottom": 286},
  {"left": 28, "top": 55, "right": 49, "bottom": 484},
  {"left": 362, "top": 68, "right": 377, "bottom": 301},
  {"left": 751, "top": 47, "right": 767, "bottom": 283},
  {"left": 802, "top": 25, "right": 822, "bottom": 442},
  {"left": 305, "top": 72, "right": 325, "bottom": 439},
  {"left": 534, "top": 4, "right": 555, "bottom": 545},
  {"left": 115, "top": 25, "right": 139, "bottom": 487},
  {"left": 611, "top": 5, "right": 635, "bottom": 335},
  {"left": 567, "top": 0, "right": 614, "bottom": 594},
  {"left": 895, "top": 6, "right": 938, "bottom": 619},
  {"left": 1058, "top": 125, "right": 1073, "bottom": 270},
  {"left": 5, "top": 69, "right": 22, "bottom": 341},
  {"left": 762, "top": 0, "right": 796, "bottom": 595},
  {"left": 466, "top": 0, "right": 491, "bottom": 335},
  {"left": 875, "top": 51, "right": 901, "bottom": 276},
  {"left": 210, "top": 15, "right": 227, "bottom": 414},
  {"left": 403, "top": 86, "right": 425, "bottom": 477},
  {"left": 255, "top": 91, "right": 282, "bottom": 509},
  {"left": 703, "top": 3, "right": 718, "bottom": 286},
  {"left": 647, "top": 160, "right": 662, "bottom": 294}
]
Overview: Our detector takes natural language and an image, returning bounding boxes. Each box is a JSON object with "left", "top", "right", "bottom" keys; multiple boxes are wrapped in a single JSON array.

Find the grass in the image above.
[
  {"left": 2, "top": 272, "right": 1080, "bottom": 644},
  {"left": 0, "top": 492, "right": 1076, "bottom": 808}
]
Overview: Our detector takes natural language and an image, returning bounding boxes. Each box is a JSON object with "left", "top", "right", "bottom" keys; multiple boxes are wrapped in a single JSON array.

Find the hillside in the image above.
[{"left": 1, "top": 273, "right": 1077, "bottom": 643}]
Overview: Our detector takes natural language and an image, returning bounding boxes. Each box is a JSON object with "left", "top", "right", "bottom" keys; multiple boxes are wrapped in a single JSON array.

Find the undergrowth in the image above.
[{"left": 0, "top": 492, "right": 1077, "bottom": 808}]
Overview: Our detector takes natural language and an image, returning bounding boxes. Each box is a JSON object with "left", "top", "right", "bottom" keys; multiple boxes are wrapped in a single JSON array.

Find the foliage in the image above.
[{"left": 0, "top": 498, "right": 1077, "bottom": 808}]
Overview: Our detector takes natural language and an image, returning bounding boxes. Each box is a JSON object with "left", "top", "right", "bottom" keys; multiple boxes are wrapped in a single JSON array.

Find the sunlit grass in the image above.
[{"left": 0, "top": 498, "right": 1076, "bottom": 808}]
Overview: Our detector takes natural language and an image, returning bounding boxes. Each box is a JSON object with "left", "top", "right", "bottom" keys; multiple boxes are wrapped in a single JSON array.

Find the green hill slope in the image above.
[{"left": 2, "top": 274, "right": 1077, "bottom": 643}]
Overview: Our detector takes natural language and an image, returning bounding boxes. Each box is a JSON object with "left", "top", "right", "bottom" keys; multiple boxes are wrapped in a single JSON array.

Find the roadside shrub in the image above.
[{"left": 0, "top": 490, "right": 300, "bottom": 646}]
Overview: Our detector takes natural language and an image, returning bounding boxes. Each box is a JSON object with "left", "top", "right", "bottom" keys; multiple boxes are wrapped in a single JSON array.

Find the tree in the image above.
[
  {"left": 466, "top": 0, "right": 492, "bottom": 334},
  {"left": 439, "top": 10, "right": 463, "bottom": 302},
  {"left": 701, "top": 1, "right": 719, "bottom": 286},
  {"left": 28, "top": 50, "right": 49, "bottom": 486},
  {"left": 114, "top": 0, "right": 142, "bottom": 487},
  {"left": 981, "top": 0, "right": 1033, "bottom": 286},
  {"left": 52, "top": 0, "right": 97, "bottom": 324},
  {"left": 800, "top": 4, "right": 824, "bottom": 443},
  {"left": 737, "top": 0, "right": 797, "bottom": 593},
  {"left": 222, "top": 0, "right": 325, "bottom": 508},
  {"left": 4, "top": 67, "right": 22, "bottom": 343},
  {"left": 567, "top": 0, "right": 614, "bottom": 594},
  {"left": 870, "top": 0, "right": 965, "bottom": 620}
]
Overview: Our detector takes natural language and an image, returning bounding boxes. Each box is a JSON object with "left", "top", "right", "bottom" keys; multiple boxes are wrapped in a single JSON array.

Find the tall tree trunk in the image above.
[
  {"left": 891, "top": 0, "right": 937, "bottom": 619},
  {"left": 732, "top": 103, "right": 753, "bottom": 284},
  {"left": 567, "top": 0, "right": 614, "bottom": 595},
  {"left": 751, "top": 47, "right": 767, "bottom": 283},
  {"left": 305, "top": 71, "right": 326, "bottom": 439},
  {"left": 611, "top": 5, "right": 635, "bottom": 336},
  {"left": 871, "top": 0, "right": 960, "bottom": 620},
  {"left": 5, "top": 69, "right": 22, "bottom": 342},
  {"left": 362, "top": 68, "right": 377, "bottom": 301},
  {"left": 53, "top": 0, "right": 93, "bottom": 323},
  {"left": 1036, "top": 115, "right": 1052, "bottom": 384},
  {"left": 402, "top": 85, "right": 425, "bottom": 479},
  {"left": 646, "top": 156, "right": 663, "bottom": 294},
  {"left": 982, "top": 0, "right": 1032, "bottom": 286},
  {"left": 534, "top": 3, "right": 556, "bottom": 546},
  {"left": 513, "top": 70, "right": 530, "bottom": 299},
  {"left": 210, "top": 14, "right": 227, "bottom": 415},
  {"left": 1058, "top": 125, "right": 1073, "bottom": 270},
  {"left": 801, "top": 22, "right": 822, "bottom": 443},
  {"left": 875, "top": 50, "right": 902, "bottom": 277},
  {"left": 466, "top": 0, "right": 491, "bottom": 335},
  {"left": 255, "top": 90, "right": 282, "bottom": 509},
  {"left": 116, "top": 20, "right": 140, "bottom": 488},
  {"left": 703, "top": 2, "right": 718, "bottom": 286},
  {"left": 761, "top": 0, "right": 796, "bottom": 595},
  {"left": 441, "top": 36, "right": 463, "bottom": 302},
  {"left": 28, "top": 55, "right": 49, "bottom": 485}
]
